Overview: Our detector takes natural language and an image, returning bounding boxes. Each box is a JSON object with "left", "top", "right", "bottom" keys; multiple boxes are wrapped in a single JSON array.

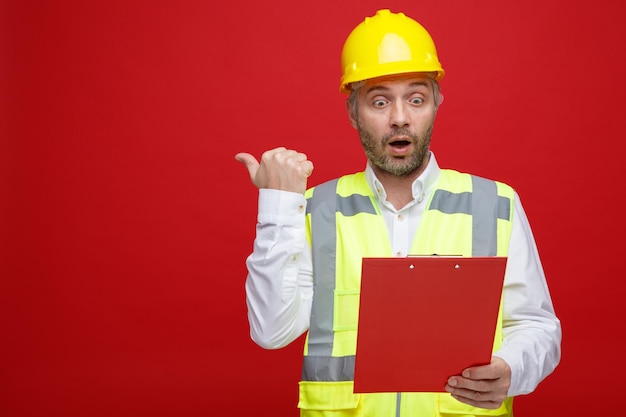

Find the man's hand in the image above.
[
  {"left": 235, "top": 147, "right": 314, "bottom": 194},
  {"left": 444, "top": 356, "right": 511, "bottom": 409}
]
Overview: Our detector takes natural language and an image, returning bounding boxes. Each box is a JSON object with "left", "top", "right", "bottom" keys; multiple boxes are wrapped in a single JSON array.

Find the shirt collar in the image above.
[{"left": 365, "top": 151, "right": 442, "bottom": 206}]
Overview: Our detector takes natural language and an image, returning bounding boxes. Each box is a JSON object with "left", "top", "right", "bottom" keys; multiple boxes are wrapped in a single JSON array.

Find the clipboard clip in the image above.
[{"left": 407, "top": 254, "right": 463, "bottom": 270}]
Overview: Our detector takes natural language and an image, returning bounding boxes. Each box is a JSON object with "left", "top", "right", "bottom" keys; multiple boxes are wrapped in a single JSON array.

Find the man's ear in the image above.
[{"left": 346, "top": 100, "right": 358, "bottom": 129}]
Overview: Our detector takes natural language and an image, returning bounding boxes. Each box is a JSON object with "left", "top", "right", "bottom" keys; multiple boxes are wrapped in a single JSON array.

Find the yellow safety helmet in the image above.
[{"left": 340, "top": 9, "right": 445, "bottom": 93}]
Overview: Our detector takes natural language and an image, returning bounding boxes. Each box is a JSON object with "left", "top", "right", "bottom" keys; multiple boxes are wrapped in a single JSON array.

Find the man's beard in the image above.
[{"left": 358, "top": 123, "right": 433, "bottom": 177}]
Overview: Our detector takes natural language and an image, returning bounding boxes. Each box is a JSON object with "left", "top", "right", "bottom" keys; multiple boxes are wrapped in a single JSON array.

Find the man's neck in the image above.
[{"left": 371, "top": 156, "right": 429, "bottom": 210}]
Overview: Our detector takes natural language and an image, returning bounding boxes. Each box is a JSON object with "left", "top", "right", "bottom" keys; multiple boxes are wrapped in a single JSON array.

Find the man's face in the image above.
[{"left": 350, "top": 73, "right": 438, "bottom": 178}]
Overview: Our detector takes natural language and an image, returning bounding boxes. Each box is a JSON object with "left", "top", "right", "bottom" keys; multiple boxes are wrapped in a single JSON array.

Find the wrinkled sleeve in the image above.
[
  {"left": 493, "top": 193, "right": 562, "bottom": 396},
  {"left": 244, "top": 188, "right": 313, "bottom": 349}
]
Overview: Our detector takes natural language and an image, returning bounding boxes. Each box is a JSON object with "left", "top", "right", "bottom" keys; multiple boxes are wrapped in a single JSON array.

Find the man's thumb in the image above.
[{"left": 234, "top": 152, "right": 260, "bottom": 181}]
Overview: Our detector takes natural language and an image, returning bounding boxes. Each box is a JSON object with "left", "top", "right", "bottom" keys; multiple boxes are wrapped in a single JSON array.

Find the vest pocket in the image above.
[
  {"left": 438, "top": 393, "right": 512, "bottom": 416},
  {"left": 333, "top": 290, "right": 360, "bottom": 331},
  {"left": 298, "top": 381, "right": 361, "bottom": 414}
]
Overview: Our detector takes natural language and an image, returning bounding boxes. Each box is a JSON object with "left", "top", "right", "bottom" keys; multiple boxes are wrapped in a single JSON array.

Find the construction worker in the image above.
[{"left": 236, "top": 9, "right": 561, "bottom": 417}]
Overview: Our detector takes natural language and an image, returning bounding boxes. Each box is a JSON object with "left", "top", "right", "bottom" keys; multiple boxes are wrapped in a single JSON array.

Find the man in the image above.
[{"left": 235, "top": 9, "right": 561, "bottom": 417}]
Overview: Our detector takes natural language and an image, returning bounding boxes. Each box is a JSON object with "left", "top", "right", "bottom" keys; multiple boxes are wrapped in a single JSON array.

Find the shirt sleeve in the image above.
[
  {"left": 492, "top": 193, "right": 562, "bottom": 396},
  {"left": 244, "top": 188, "right": 313, "bottom": 349}
]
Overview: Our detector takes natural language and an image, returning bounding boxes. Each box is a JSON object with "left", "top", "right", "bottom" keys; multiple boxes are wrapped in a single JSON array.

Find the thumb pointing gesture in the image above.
[
  {"left": 235, "top": 152, "right": 260, "bottom": 185},
  {"left": 235, "top": 147, "right": 313, "bottom": 193}
]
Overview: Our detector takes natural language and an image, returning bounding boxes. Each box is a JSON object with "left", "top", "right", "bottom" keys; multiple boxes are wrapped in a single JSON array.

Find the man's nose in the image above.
[{"left": 390, "top": 101, "right": 409, "bottom": 127}]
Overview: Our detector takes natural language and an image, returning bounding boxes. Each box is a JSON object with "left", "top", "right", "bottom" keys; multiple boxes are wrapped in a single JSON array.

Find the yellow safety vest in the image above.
[{"left": 299, "top": 169, "right": 515, "bottom": 417}]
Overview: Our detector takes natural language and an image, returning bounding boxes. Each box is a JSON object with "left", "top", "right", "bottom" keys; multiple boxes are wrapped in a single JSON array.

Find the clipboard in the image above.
[{"left": 354, "top": 256, "right": 507, "bottom": 393}]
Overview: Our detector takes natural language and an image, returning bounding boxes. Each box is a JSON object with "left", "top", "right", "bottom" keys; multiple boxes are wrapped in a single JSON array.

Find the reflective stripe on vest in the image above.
[
  {"left": 302, "top": 171, "right": 512, "bottom": 382},
  {"left": 429, "top": 175, "right": 511, "bottom": 256}
]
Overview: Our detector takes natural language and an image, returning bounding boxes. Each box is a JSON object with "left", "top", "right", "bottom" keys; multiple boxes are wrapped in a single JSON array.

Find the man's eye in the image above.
[
  {"left": 410, "top": 97, "right": 424, "bottom": 105},
  {"left": 373, "top": 99, "right": 387, "bottom": 107}
]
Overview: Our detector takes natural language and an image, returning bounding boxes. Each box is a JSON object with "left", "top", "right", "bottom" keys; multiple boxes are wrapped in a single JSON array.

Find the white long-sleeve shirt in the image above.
[{"left": 244, "top": 153, "right": 561, "bottom": 397}]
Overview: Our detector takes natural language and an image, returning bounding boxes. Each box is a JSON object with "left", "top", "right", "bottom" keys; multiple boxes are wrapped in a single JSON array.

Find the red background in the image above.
[{"left": 2, "top": 1, "right": 625, "bottom": 416}]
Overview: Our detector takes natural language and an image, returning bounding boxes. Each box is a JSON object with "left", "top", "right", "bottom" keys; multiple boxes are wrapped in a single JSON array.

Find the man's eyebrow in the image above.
[
  {"left": 365, "top": 81, "right": 430, "bottom": 95},
  {"left": 409, "top": 81, "right": 430, "bottom": 88},
  {"left": 365, "top": 85, "right": 390, "bottom": 95}
]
